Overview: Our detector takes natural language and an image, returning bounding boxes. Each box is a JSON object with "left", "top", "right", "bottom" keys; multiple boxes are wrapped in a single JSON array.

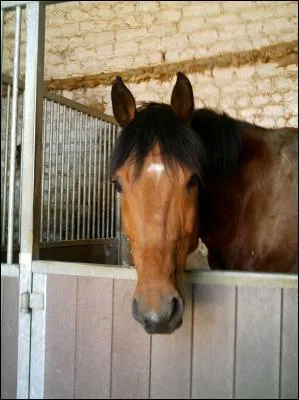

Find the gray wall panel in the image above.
[
  {"left": 235, "top": 286, "right": 281, "bottom": 399},
  {"left": 192, "top": 283, "right": 236, "bottom": 399},
  {"left": 111, "top": 279, "right": 151, "bottom": 399},
  {"left": 1, "top": 277, "right": 19, "bottom": 400},
  {"left": 1, "top": 277, "right": 3, "bottom": 325},
  {"left": 150, "top": 287, "right": 193, "bottom": 399},
  {"left": 280, "top": 288, "right": 298, "bottom": 399},
  {"left": 44, "top": 274, "right": 77, "bottom": 399},
  {"left": 74, "top": 276, "right": 113, "bottom": 399}
]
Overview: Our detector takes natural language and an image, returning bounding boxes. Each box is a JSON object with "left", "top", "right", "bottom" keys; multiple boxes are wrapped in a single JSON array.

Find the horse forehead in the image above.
[
  {"left": 117, "top": 147, "right": 190, "bottom": 185},
  {"left": 142, "top": 159, "right": 187, "bottom": 187},
  {"left": 142, "top": 149, "right": 188, "bottom": 181},
  {"left": 147, "top": 163, "right": 165, "bottom": 174}
]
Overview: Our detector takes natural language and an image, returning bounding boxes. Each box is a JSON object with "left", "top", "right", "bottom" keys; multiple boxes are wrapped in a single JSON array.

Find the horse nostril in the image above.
[
  {"left": 132, "top": 298, "right": 138, "bottom": 312},
  {"left": 132, "top": 298, "right": 142, "bottom": 324},
  {"left": 170, "top": 297, "right": 178, "bottom": 318},
  {"left": 169, "top": 295, "right": 183, "bottom": 323}
]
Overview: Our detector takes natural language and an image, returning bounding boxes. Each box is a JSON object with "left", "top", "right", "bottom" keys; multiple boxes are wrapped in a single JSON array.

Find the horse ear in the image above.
[
  {"left": 171, "top": 72, "right": 194, "bottom": 123},
  {"left": 111, "top": 76, "right": 137, "bottom": 127}
]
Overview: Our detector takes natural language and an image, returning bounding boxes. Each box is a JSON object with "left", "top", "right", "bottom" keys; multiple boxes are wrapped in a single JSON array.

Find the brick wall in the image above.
[{"left": 2, "top": 1, "right": 298, "bottom": 127}]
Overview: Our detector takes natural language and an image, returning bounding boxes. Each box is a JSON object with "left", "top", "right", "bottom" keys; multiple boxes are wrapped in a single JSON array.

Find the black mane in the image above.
[
  {"left": 110, "top": 103, "right": 244, "bottom": 182},
  {"left": 110, "top": 103, "right": 207, "bottom": 182},
  {"left": 191, "top": 108, "right": 242, "bottom": 177}
]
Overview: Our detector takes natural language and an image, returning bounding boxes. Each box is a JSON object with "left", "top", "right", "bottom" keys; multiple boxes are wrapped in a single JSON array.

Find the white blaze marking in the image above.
[{"left": 147, "top": 163, "right": 165, "bottom": 181}]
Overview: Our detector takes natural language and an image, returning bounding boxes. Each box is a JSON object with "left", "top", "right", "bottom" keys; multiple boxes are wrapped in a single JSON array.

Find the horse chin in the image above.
[{"left": 144, "top": 318, "right": 183, "bottom": 335}]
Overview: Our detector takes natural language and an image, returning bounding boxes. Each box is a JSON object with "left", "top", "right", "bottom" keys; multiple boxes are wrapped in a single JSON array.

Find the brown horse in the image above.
[{"left": 110, "top": 72, "right": 298, "bottom": 334}]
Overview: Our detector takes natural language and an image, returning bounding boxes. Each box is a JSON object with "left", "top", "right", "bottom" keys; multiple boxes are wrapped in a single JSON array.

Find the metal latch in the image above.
[{"left": 21, "top": 292, "right": 44, "bottom": 313}]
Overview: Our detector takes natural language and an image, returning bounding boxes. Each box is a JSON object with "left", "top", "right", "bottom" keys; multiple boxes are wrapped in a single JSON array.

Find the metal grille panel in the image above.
[
  {"left": 41, "top": 99, "right": 119, "bottom": 242},
  {"left": 1, "top": 75, "right": 120, "bottom": 251}
]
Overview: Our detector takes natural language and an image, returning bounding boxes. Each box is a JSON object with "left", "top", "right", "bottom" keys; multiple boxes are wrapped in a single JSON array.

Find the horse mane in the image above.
[
  {"left": 190, "top": 108, "right": 244, "bottom": 177},
  {"left": 110, "top": 103, "right": 257, "bottom": 182},
  {"left": 110, "top": 102, "right": 207, "bottom": 183}
]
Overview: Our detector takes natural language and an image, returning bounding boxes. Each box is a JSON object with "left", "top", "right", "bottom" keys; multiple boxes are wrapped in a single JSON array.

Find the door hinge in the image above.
[{"left": 21, "top": 292, "right": 44, "bottom": 313}]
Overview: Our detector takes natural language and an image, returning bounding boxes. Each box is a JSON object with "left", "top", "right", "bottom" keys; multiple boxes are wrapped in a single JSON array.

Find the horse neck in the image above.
[
  {"left": 199, "top": 126, "right": 270, "bottom": 268},
  {"left": 199, "top": 124, "right": 298, "bottom": 273}
]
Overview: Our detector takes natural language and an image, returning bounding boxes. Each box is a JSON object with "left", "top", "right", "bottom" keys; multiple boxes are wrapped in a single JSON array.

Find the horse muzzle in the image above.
[{"left": 132, "top": 293, "right": 184, "bottom": 334}]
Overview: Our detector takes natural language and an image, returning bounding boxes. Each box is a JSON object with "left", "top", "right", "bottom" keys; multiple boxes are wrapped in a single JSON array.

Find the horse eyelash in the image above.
[
  {"left": 186, "top": 174, "right": 198, "bottom": 191},
  {"left": 112, "top": 179, "right": 122, "bottom": 193}
]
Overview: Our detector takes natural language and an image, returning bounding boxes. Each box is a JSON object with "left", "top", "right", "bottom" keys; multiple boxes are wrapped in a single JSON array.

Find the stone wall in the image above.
[
  {"left": 2, "top": 1, "right": 298, "bottom": 127},
  {"left": 60, "top": 62, "right": 297, "bottom": 128}
]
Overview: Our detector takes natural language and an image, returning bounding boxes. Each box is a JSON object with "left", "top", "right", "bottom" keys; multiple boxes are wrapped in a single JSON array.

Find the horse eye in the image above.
[
  {"left": 112, "top": 179, "right": 122, "bottom": 193},
  {"left": 186, "top": 174, "right": 198, "bottom": 191}
]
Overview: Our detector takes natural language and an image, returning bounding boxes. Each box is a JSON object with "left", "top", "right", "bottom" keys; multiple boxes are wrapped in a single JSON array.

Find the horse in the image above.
[{"left": 110, "top": 72, "right": 298, "bottom": 334}]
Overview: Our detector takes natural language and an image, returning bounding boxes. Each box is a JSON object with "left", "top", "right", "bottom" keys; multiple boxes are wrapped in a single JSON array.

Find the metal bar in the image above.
[
  {"left": 77, "top": 112, "right": 82, "bottom": 239},
  {"left": 7, "top": 6, "right": 21, "bottom": 265},
  {"left": 1, "top": 1, "right": 67, "bottom": 10},
  {"left": 102, "top": 122, "right": 107, "bottom": 237},
  {"left": 14, "top": 96, "right": 24, "bottom": 244},
  {"left": 185, "top": 270, "right": 299, "bottom": 288},
  {"left": 38, "top": 237, "right": 117, "bottom": 248},
  {"left": 106, "top": 123, "right": 112, "bottom": 237},
  {"left": 29, "top": 273, "right": 47, "bottom": 399},
  {"left": 31, "top": 260, "right": 298, "bottom": 288},
  {"left": 46, "top": 100, "right": 54, "bottom": 242},
  {"left": 65, "top": 107, "right": 71, "bottom": 240},
  {"left": 18, "top": 3, "right": 45, "bottom": 399},
  {"left": 2, "top": 1, "right": 36, "bottom": 10},
  {"left": 59, "top": 105, "right": 66, "bottom": 240},
  {"left": 1, "top": 263, "right": 20, "bottom": 277},
  {"left": 82, "top": 114, "right": 87, "bottom": 239},
  {"left": 92, "top": 117, "right": 97, "bottom": 239},
  {"left": 110, "top": 124, "right": 116, "bottom": 237},
  {"left": 115, "top": 191, "right": 121, "bottom": 264},
  {"left": 43, "top": 89, "right": 118, "bottom": 124},
  {"left": 53, "top": 102, "right": 60, "bottom": 241},
  {"left": 40, "top": 99, "right": 47, "bottom": 241},
  {"left": 17, "top": 94, "right": 24, "bottom": 246},
  {"left": 1, "top": 84, "right": 11, "bottom": 246},
  {"left": 87, "top": 116, "right": 92, "bottom": 238},
  {"left": 116, "top": 126, "right": 122, "bottom": 263},
  {"left": 1, "top": 10, "right": 3, "bottom": 98},
  {"left": 2, "top": 73, "right": 25, "bottom": 89},
  {"left": 71, "top": 110, "right": 77, "bottom": 240},
  {"left": 97, "top": 119, "right": 102, "bottom": 237}
]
